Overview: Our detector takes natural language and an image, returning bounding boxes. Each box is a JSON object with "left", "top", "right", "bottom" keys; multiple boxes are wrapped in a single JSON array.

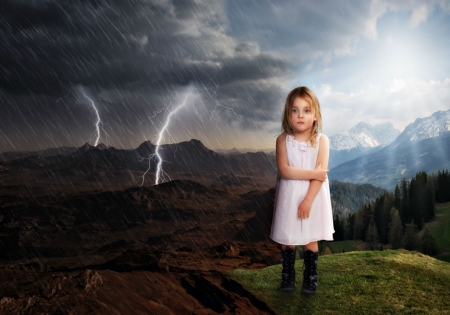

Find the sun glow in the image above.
[{"left": 374, "top": 33, "right": 427, "bottom": 81}]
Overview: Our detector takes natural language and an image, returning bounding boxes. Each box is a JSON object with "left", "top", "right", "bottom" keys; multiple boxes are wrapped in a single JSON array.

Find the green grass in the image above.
[
  {"left": 228, "top": 250, "right": 450, "bottom": 315},
  {"left": 425, "top": 202, "right": 450, "bottom": 262},
  {"left": 328, "top": 240, "right": 363, "bottom": 253}
]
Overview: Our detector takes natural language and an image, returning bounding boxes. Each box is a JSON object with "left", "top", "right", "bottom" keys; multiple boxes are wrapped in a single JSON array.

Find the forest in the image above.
[{"left": 332, "top": 169, "right": 450, "bottom": 255}]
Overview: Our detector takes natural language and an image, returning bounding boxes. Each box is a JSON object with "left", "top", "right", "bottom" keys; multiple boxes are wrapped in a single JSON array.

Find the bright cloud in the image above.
[{"left": 318, "top": 77, "right": 450, "bottom": 136}]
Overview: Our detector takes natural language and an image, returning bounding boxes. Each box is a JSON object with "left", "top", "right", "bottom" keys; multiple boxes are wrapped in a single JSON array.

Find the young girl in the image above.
[{"left": 271, "top": 86, "right": 334, "bottom": 294}]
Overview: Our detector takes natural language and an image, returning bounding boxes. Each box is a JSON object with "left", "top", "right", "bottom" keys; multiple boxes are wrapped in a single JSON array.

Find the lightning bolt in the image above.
[
  {"left": 202, "top": 83, "right": 241, "bottom": 130},
  {"left": 154, "top": 92, "right": 191, "bottom": 185},
  {"left": 77, "top": 86, "right": 110, "bottom": 147},
  {"left": 139, "top": 91, "right": 192, "bottom": 186},
  {"left": 139, "top": 84, "right": 242, "bottom": 187}
]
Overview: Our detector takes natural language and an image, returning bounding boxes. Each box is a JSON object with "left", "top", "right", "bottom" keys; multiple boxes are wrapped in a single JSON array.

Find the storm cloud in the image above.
[{"left": 1, "top": 0, "right": 449, "bottom": 151}]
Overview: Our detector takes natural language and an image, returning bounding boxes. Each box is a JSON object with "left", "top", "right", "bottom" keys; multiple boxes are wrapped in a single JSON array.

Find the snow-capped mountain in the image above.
[
  {"left": 329, "top": 109, "right": 450, "bottom": 189},
  {"left": 328, "top": 122, "right": 400, "bottom": 169},
  {"left": 330, "top": 122, "right": 400, "bottom": 151},
  {"left": 389, "top": 109, "right": 450, "bottom": 148}
]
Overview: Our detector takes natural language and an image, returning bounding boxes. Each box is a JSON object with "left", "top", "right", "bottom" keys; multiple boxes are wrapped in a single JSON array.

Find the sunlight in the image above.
[{"left": 378, "top": 33, "right": 426, "bottom": 80}]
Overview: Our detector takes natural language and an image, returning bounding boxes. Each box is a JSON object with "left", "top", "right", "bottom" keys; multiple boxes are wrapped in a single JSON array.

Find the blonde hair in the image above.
[{"left": 280, "top": 86, "right": 322, "bottom": 148}]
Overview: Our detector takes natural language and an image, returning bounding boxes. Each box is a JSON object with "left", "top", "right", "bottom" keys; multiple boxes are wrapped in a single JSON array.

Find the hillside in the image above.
[
  {"left": 329, "top": 180, "right": 386, "bottom": 217},
  {"left": 229, "top": 250, "right": 450, "bottom": 314}
]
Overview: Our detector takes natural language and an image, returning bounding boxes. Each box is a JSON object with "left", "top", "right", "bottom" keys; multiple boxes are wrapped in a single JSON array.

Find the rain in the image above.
[{"left": 1, "top": 0, "right": 450, "bottom": 314}]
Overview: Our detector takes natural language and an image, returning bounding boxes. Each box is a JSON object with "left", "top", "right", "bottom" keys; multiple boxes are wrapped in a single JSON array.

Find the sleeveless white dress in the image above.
[{"left": 270, "top": 133, "right": 335, "bottom": 245}]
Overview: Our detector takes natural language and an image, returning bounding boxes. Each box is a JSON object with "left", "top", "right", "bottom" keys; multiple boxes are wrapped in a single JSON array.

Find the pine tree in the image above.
[
  {"left": 361, "top": 204, "right": 373, "bottom": 242},
  {"left": 394, "top": 184, "right": 401, "bottom": 213},
  {"left": 400, "top": 179, "right": 410, "bottom": 225},
  {"left": 346, "top": 213, "right": 355, "bottom": 240},
  {"left": 380, "top": 194, "right": 393, "bottom": 244},
  {"left": 333, "top": 215, "right": 344, "bottom": 241},
  {"left": 365, "top": 219, "right": 379, "bottom": 249},
  {"left": 389, "top": 208, "right": 403, "bottom": 249},
  {"left": 425, "top": 180, "right": 435, "bottom": 222},
  {"left": 353, "top": 211, "right": 364, "bottom": 241},
  {"left": 402, "top": 220, "right": 420, "bottom": 251},
  {"left": 420, "top": 228, "right": 439, "bottom": 256}
]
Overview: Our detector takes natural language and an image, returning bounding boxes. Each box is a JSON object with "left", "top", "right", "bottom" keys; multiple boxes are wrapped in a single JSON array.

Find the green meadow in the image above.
[
  {"left": 229, "top": 250, "right": 450, "bottom": 314},
  {"left": 228, "top": 202, "right": 450, "bottom": 314}
]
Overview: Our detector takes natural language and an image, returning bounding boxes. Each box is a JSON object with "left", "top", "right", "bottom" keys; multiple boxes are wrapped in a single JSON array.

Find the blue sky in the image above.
[{"left": 1, "top": 0, "right": 449, "bottom": 151}]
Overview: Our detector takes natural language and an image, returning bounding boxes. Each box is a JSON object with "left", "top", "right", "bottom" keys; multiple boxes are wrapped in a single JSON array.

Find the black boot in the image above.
[
  {"left": 280, "top": 247, "right": 296, "bottom": 291},
  {"left": 301, "top": 250, "right": 318, "bottom": 294}
]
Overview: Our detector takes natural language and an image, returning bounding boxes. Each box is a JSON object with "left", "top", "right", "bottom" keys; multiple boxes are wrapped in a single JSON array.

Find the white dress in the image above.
[{"left": 270, "top": 133, "right": 335, "bottom": 245}]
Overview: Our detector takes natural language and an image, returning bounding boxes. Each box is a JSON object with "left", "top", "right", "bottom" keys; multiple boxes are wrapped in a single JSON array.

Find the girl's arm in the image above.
[
  {"left": 276, "top": 134, "right": 328, "bottom": 181},
  {"left": 298, "top": 134, "right": 330, "bottom": 219}
]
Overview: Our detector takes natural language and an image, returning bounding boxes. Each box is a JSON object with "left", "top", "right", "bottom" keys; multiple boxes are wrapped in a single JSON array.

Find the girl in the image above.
[{"left": 271, "top": 86, "right": 334, "bottom": 294}]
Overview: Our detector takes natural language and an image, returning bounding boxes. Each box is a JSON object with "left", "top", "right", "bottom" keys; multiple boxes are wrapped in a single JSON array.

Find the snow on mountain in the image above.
[
  {"left": 389, "top": 109, "right": 450, "bottom": 148},
  {"left": 330, "top": 122, "right": 400, "bottom": 151}
]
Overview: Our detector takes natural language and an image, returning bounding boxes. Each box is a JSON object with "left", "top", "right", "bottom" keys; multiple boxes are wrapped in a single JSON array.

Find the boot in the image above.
[
  {"left": 301, "top": 250, "right": 318, "bottom": 294},
  {"left": 280, "top": 247, "right": 296, "bottom": 291}
]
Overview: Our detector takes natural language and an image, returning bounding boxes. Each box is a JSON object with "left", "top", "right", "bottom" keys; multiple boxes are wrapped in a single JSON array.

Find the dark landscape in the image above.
[
  {"left": 0, "top": 140, "right": 285, "bottom": 314},
  {"left": 2, "top": 1, "right": 450, "bottom": 313},
  {"left": 0, "top": 138, "right": 391, "bottom": 314}
]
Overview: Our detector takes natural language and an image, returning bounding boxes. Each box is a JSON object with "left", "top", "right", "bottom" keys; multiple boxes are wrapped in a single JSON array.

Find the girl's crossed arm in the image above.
[
  {"left": 298, "top": 134, "right": 330, "bottom": 219},
  {"left": 276, "top": 134, "right": 328, "bottom": 181}
]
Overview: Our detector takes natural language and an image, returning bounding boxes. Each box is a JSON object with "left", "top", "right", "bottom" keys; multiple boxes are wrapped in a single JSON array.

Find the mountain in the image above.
[
  {"left": 214, "top": 147, "right": 275, "bottom": 155},
  {"left": 389, "top": 109, "right": 450, "bottom": 148},
  {"left": 329, "top": 110, "right": 450, "bottom": 189},
  {"left": 330, "top": 122, "right": 400, "bottom": 150},
  {"left": 213, "top": 147, "right": 241, "bottom": 154},
  {"left": 135, "top": 140, "right": 156, "bottom": 157},
  {"left": 329, "top": 122, "right": 400, "bottom": 168},
  {"left": 0, "top": 146, "right": 78, "bottom": 161},
  {"left": 0, "top": 139, "right": 278, "bottom": 187}
]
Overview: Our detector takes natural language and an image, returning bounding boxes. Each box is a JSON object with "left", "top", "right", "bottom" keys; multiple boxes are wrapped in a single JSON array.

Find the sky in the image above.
[{"left": 1, "top": 0, "right": 450, "bottom": 152}]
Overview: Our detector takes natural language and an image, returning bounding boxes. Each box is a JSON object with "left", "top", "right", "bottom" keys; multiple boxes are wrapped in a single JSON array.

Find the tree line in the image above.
[{"left": 332, "top": 169, "right": 450, "bottom": 255}]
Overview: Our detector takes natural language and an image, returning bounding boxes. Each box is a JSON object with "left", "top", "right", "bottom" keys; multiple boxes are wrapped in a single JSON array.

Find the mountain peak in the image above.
[
  {"left": 72, "top": 142, "right": 96, "bottom": 156},
  {"left": 390, "top": 109, "right": 450, "bottom": 148},
  {"left": 352, "top": 122, "right": 372, "bottom": 130},
  {"left": 96, "top": 143, "right": 108, "bottom": 150},
  {"left": 330, "top": 121, "right": 400, "bottom": 151},
  {"left": 138, "top": 140, "right": 154, "bottom": 147},
  {"left": 76, "top": 142, "right": 94, "bottom": 153},
  {"left": 183, "top": 139, "right": 210, "bottom": 152},
  {"left": 135, "top": 140, "right": 156, "bottom": 157}
]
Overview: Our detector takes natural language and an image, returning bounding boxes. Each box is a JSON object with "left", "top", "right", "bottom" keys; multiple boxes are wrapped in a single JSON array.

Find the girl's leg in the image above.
[
  {"left": 281, "top": 245, "right": 295, "bottom": 250},
  {"left": 304, "top": 241, "right": 318, "bottom": 252}
]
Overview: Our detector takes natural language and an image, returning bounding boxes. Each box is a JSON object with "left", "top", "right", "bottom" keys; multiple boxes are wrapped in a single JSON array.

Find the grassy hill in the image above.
[{"left": 228, "top": 250, "right": 450, "bottom": 314}]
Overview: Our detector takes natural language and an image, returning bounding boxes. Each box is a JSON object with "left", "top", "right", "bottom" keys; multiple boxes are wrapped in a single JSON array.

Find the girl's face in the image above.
[{"left": 289, "top": 96, "right": 316, "bottom": 134}]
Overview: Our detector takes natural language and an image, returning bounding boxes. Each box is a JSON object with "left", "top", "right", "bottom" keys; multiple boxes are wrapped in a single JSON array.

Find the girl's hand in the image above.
[
  {"left": 298, "top": 199, "right": 312, "bottom": 219},
  {"left": 313, "top": 163, "right": 329, "bottom": 182}
]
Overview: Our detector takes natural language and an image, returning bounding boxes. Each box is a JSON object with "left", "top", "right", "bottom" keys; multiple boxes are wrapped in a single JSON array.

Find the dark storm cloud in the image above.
[
  {"left": 0, "top": 0, "right": 293, "bottom": 96},
  {"left": 0, "top": 0, "right": 303, "bottom": 151}
]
